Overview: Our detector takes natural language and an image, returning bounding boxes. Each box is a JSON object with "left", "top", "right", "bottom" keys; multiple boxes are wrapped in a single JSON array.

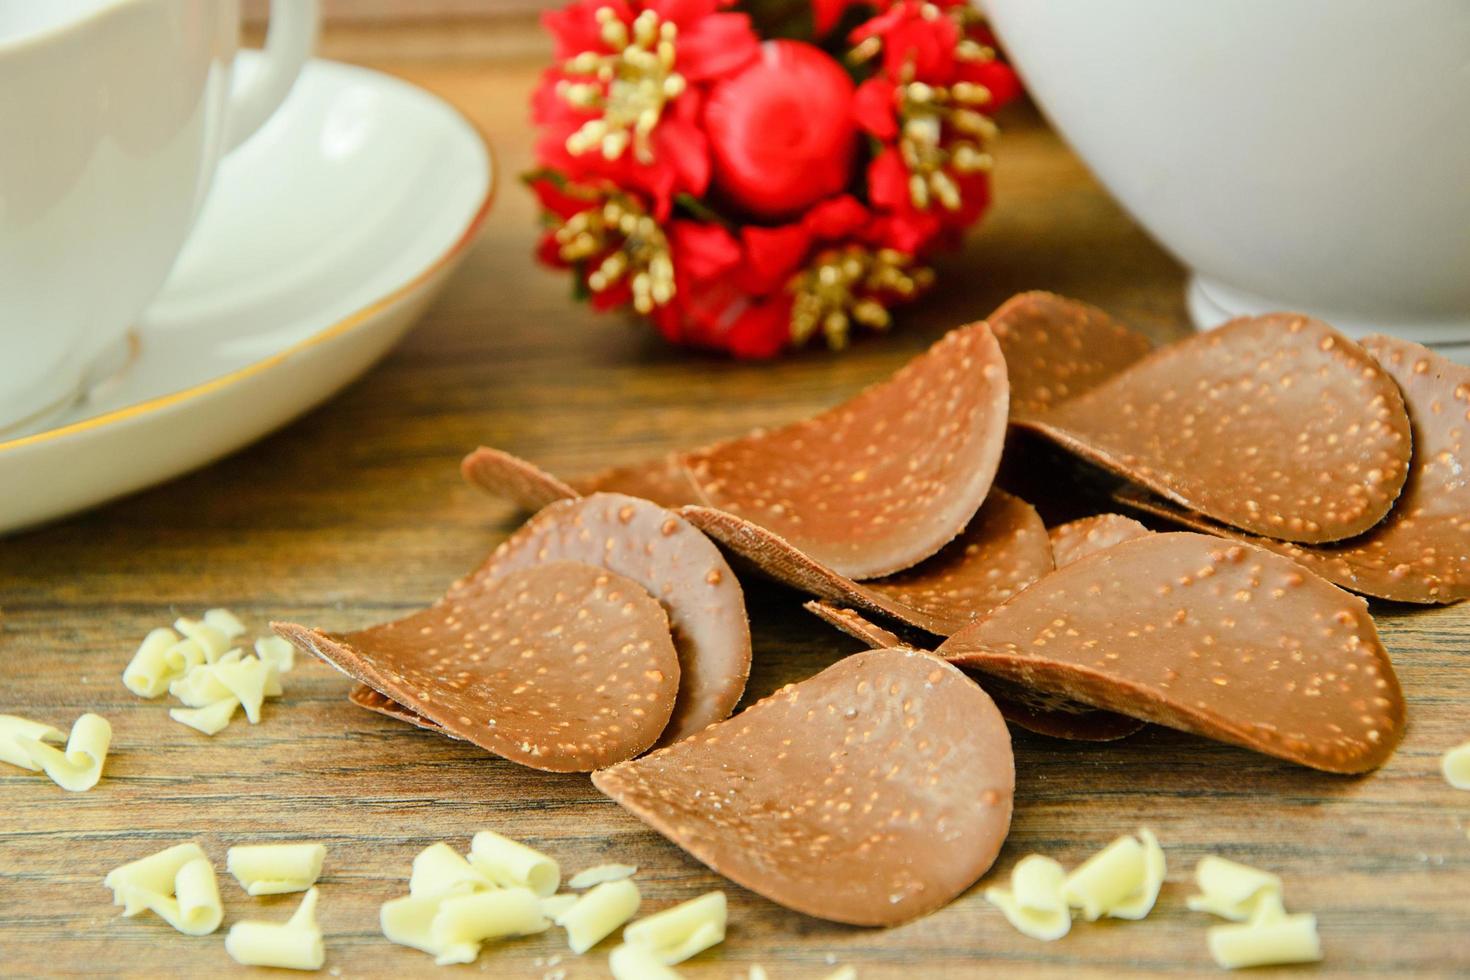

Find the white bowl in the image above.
[{"left": 982, "top": 0, "right": 1470, "bottom": 350}]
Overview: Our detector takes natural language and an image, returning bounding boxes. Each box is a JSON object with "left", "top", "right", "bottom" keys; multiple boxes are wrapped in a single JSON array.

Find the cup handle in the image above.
[{"left": 223, "top": 0, "right": 321, "bottom": 152}]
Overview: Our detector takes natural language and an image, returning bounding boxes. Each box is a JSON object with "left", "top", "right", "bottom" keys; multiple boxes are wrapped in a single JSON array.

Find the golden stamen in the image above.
[
  {"left": 551, "top": 190, "right": 676, "bottom": 313},
  {"left": 561, "top": 6, "right": 686, "bottom": 164},
  {"left": 789, "top": 247, "right": 932, "bottom": 349}
]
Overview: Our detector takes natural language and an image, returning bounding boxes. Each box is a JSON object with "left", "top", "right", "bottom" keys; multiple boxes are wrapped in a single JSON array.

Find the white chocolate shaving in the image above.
[
  {"left": 1106, "top": 828, "right": 1167, "bottom": 920},
  {"left": 1442, "top": 740, "right": 1470, "bottom": 790},
  {"left": 622, "top": 891, "right": 726, "bottom": 965},
  {"left": 12, "top": 712, "right": 110, "bottom": 791},
  {"left": 1061, "top": 835, "right": 1145, "bottom": 921},
  {"left": 117, "top": 856, "right": 225, "bottom": 936},
  {"left": 568, "top": 863, "right": 638, "bottom": 889},
  {"left": 984, "top": 854, "right": 1071, "bottom": 941},
  {"left": 228, "top": 843, "right": 326, "bottom": 896},
  {"left": 1206, "top": 892, "right": 1321, "bottom": 969},
  {"left": 225, "top": 886, "right": 325, "bottom": 970},
  {"left": 255, "top": 635, "right": 296, "bottom": 673},
  {"left": 430, "top": 887, "right": 549, "bottom": 965},
  {"left": 122, "top": 628, "right": 183, "bottom": 698},
  {"left": 381, "top": 894, "right": 447, "bottom": 957},
  {"left": 0, "top": 714, "right": 65, "bottom": 771},
  {"left": 609, "top": 942, "right": 683, "bottom": 980},
  {"left": 410, "top": 842, "right": 494, "bottom": 899},
  {"left": 170, "top": 655, "right": 280, "bottom": 722},
  {"left": 1186, "top": 856, "right": 1283, "bottom": 921},
  {"left": 163, "top": 637, "right": 208, "bottom": 676},
  {"left": 468, "top": 830, "right": 560, "bottom": 897},
  {"left": 170, "top": 698, "right": 239, "bottom": 736},
  {"left": 175, "top": 616, "right": 231, "bottom": 663},
  {"left": 203, "top": 608, "right": 247, "bottom": 640},
  {"left": 106, "top": 843, "right": 209, "bottom": 915},
  {"left": 556, "top": 878, "right": 641, "bottom": 954},
  {"left": 541, "top": 894, "right": 578, "bottom": 919}
]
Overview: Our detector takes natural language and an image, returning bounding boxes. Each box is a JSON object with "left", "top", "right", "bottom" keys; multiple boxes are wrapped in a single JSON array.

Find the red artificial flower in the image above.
[
  {"left": 528, "top": 0, "right": 1021, "bottom": 357},
  {"left": 738, "top": 195, "right": 871, "bottom": 293},
  {"left": 532, "top": 0, "right": 760, "bottom": 217},
  {"left": 850, "top": 0, "right": 962, "bottom": 82},
  {"left": 703, "top": 40, "right": 859, "bottom": 220}
]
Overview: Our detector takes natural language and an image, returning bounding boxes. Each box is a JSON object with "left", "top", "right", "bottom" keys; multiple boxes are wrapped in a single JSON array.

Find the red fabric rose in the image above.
[
  {"left": 703, "top": 40, "right": 858, "bottom": 220},
  {"left": 533, "top": 0, "right": 759, "bottom": 218}
]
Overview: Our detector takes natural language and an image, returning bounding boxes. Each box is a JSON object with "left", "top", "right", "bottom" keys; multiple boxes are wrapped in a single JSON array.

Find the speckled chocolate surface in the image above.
[
  {"left": 461, "top": 493, "right": 751, "bottom": 743},
  {"left": 1117, "top": 336, "right": 1470, "bottom": 604},
  {"left": 802, "top": 601, "right": 1144, "bottom": 743},
  {"left": 277, "top": 562, "right": 680, "bottom": 771},
  {"left": 570, "top": 453, "right": 703, "bottom": 508},
  {"left": 460, "top": 447, "right": 579, "bottom": 512},
  {"left": 940, "top": 532, "right": 1406, "bottom": 773},
  {"left": 1018, "top": 315, "right": 1412, "bottom": 544},
  {"left": 1047, "top": 513, "right": 1151, "bottom": 569},
  {"left": 683, "top": 488, "right": 1052, "bottom": 637},
  {"left": 682, "top": 321, "right": 1010, "bottom": 579},
  {"left": 592, "top": 648, "right": 1014, "bottom": 926},
  {"left": 988, "top": 291, "right": 1153, "bottom": 419}
]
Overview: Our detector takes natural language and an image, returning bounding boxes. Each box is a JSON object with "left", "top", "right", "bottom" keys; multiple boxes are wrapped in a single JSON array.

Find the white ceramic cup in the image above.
[
  {"left": 981, "top": 0, "right": 1470, "bottom": 349},
  {"left": 0, "top": 0, "right": 319, "bottom": 432}
]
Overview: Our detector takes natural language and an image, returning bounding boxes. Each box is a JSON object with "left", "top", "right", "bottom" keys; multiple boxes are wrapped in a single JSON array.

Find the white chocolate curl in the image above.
[
  {"left": 1105, "top": 827, "right": 1167, "bottom": 920},
  {"left": 1207, "top": 893, "right": 1322, "bottom": 968},
  {"left": 1186, "top": 856, "right": 1284, "bottom": 921},
  {"left": 106, "top": 843, "right": 209, "bottom": 915},
  {"left": 468, "top": 830, "right": 560, "bottom": 897},
  {"left": 174, "top": 616, "right": 231, "bottom": 662},
  {"left": 1442, "top": 740, "right": 1470, "bottom": 790},
  {"left": 409, "top": 842, "right": 493, "bottom": 899},
  {"left": 429, "top": 887, "right": 549, "bottom": 965},
  {"left": 0, "top": 714, "right": 65, "bottom": 771},
  {"left": 228, "top": 843, "right": 326, "bottom": 896},
  {"left": 225, "top": 886, "right": 326, "bottom": 970},
  {"left": 555, "top": 878, "right": 641, "bottom": 954},
  {"left": 105, "top": 845, "right": 224, "bottom": 937},
  {"left": 255, "top": 635, "right": 296, "bottom": 673},
  {"left": 1061, "top": 835, "right": 1146, "bottom": 921},
  {"left": 170, "top": 654, "right": 280, "bottom": 723},
  {"left": 609, "top": 942, "right": 683, "bottom": 980},
  {"left": 12, "top": 712, "right": 110, "bottom": 791},
  {"left": 170, "top": 698, "right": 239, "bottom": 736},
  {"left": 122, "top": 628, "right": 183, "bottom": 698},
  {"left": 380, "top": 894, "right": 447, "bottom": 958},
  {"left": 984, "top": 854, "right": 1071, "bottom": 941},
  {"left": 203, "top": 608, "right": 247, "bottom": 640},
  {"left": 622, "top": 891, "right": 726, "bottom": 965}
]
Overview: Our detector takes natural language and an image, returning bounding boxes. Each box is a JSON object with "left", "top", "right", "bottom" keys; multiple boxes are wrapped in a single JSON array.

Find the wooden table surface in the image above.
[{"left": 3, "top": 24, "right": 1467, "bottom": 979}]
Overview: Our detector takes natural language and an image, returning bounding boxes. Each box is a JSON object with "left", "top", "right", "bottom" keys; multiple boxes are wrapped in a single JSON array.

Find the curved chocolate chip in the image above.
[
  {"left": 464, "top": 493, "right": 751, "bottom": 743},
  {"left": 1117, "top": 336, "right": 1469, "bottom": 604},
  {"left": 277, "top": 562, "right": 680, "bottom": 772},
  {"left": 939, "top": 532, "right": 1405, "bottom": 773},
  {"left": 593, "top": 648, "right": 1014, "bottom": 926},
  {"left": 1018, "top": 315, "right": 1412, "bottom": 543},
  {"left": 683, "top": 321, "right": 1009, "bottom": 578}
]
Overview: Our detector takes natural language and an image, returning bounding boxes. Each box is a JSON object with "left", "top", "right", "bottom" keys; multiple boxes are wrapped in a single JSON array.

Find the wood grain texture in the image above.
[{"left": 2, "top": 24, "right": 1467, "bottom": 978}]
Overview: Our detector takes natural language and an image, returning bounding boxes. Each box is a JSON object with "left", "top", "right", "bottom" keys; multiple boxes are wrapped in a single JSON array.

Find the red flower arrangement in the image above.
[{"left": 529, "top": 0, "right": 1019, "bottom": 358}]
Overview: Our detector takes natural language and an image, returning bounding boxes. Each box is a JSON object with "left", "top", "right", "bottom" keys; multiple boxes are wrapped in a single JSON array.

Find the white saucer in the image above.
[{"left": 0, "top": 54, "right": 493, "bottom": 534}]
